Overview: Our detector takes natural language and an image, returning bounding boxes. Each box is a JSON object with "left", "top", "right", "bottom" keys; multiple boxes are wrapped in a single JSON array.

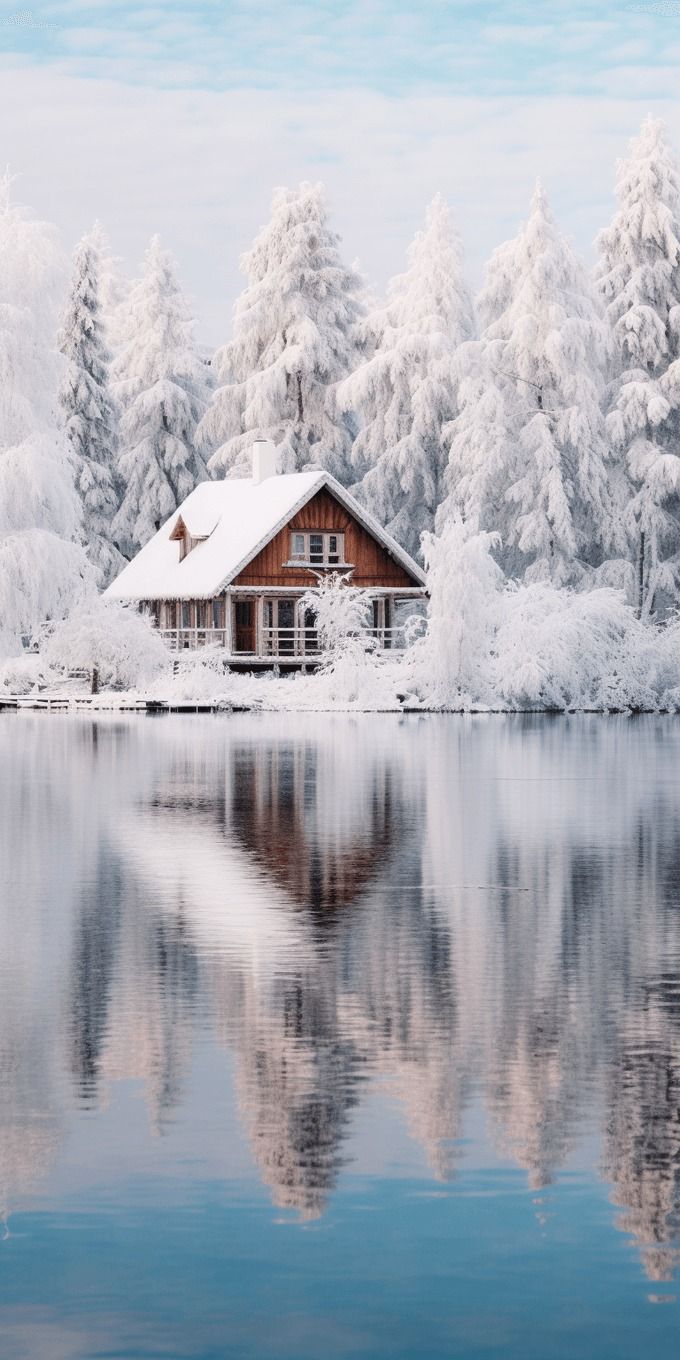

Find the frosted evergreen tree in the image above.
[
  {"left": 198, "top": 182, "right": 364, "bottom": 481},
  {"left": 0, "top": 175, "right": 89, "bottom": 656},
  {"left": 58, "top": 231, "right": 123, "bottom": 587},
  {"left": 90, "top": 220, "right": 130, "bottom": 355},
  {"left": 445, "top": 184, "right": 618, "bottom": 586},
  {"left": 113, "top": 235, "right": 209, "bottom": 556},
  {"left": 337, "top": 196, "right": 474, "bottom": 560},
  {"left": 596, "top": 117, "right": 680, "bottom": 617}
]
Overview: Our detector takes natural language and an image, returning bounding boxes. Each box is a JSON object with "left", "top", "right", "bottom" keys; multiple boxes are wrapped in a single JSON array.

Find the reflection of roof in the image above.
[{"left": 104, "top": 470, "right": 426, "bottom": 601}]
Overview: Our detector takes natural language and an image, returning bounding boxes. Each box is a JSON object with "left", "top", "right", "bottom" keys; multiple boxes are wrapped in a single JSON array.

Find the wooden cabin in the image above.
[{"left": 104, "top": 440, "right": 427, "bottom": 667}]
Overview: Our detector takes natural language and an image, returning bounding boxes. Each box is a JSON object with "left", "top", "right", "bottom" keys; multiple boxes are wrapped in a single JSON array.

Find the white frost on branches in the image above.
[
  {"left": 596, "top": 116, "right": 680, "bottom": 616},
  {"left": 198, "top": 183, "right": 364, "bottom": 482},
  {"left": 412, "top": 515, "right": 676, "bottom": 712},
  {"left": 113, "top": 235, "right": 209, "bottom": 556},
  {"left": 444, "top": 184, "right": 619, "bottom": 587},
  {"left": 339, "top": 195, "right": 474, "bottom": 560},
  {"left": 59, "top": 230, "right": 123, "bottom": 586},
  {"left": 45, "top": 599, "right": 168, "bottom": 688},
  {"left": 0, "top": 174, "right": 89, "bottom": 658},
  {"left": 300, "top": 573, "right": 380, "bottom": 704}
]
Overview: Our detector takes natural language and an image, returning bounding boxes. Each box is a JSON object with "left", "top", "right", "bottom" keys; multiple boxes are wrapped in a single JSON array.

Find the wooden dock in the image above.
[{"left": 0, "top": 695, "right": 251, "bottom": 714}]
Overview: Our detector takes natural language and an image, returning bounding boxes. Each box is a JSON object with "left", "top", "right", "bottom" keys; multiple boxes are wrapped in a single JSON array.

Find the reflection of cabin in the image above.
[
  {"left": 104, "top": 440, "right": 426, "bottom": 667},
  {"left": 229, "top": 741, "right": 402, "bottom": 914}
]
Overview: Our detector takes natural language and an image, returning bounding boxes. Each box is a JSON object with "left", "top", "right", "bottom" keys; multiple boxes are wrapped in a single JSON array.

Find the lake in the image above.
[{"left": 1, "top": 712, "right": 679, "bottom": 1359}]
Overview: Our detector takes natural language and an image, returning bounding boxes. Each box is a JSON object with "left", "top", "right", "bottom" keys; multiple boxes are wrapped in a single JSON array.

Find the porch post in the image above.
[{"left": 224, "top": 590, "right": 233, "bottom": 653}]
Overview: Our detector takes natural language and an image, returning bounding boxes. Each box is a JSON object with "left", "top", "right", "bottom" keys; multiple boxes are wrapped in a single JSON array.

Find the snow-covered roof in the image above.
[{"left": 104, "top": 470, "right": 426, "bottom": 601}]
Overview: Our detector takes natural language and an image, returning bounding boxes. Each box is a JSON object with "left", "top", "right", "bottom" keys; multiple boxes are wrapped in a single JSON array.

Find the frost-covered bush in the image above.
[
  {"left": 0, "top": 652, "right": 49, "bottom": 694},
  {"left": 161, "top": 647, "right": 236, "bottom": 702},
  {"left": 493, "top": 584, "right": 654, "bottom": 711},
  {"left": 415, "top": 515, "right": 680, "bottom": 711},
  {"left": 414, "top": 514, "right": 505, "bottom": 706},
  {"left": 301, "top": 575, "right": 385, "bottom": 705},
  {"left": 44, "top": 598, "right": 169, "bottom": 689},
  {"left": 301, "top": 574, "right": 373, "bottom": 657}
]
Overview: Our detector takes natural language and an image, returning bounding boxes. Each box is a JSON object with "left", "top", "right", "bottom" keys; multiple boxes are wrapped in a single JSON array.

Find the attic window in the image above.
[
  {"left": 289, "top": 531, "right": 345, "bottom": 566},
  {"left": 169, "top": 515, "right": 210, "bottom": 562}
]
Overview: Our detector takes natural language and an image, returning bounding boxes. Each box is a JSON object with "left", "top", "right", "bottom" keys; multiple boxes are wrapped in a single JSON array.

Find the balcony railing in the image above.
[{"left": 159, "top": 626, "right": 409, "bottom": 656}]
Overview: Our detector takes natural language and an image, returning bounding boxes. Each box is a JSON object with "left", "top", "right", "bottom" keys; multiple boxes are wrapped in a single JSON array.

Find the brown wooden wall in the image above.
[{"left": 233, "top": 488, "right": 417, "bottom": 588}]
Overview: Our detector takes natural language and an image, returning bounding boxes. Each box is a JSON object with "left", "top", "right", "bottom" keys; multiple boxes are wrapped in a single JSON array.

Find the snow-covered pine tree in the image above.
[
  {"left": 90, "top": 221, "right": 130, "bottom": 355},
  {"left": 0, "top": 175, "right": 89, "bottom": 657},
  {"left": 445, "top": 183, "right": 618, "bottom": 586},
  {"left": 596, "top": 116, "right": 680, "bottom": 617},
  {"left": 113, "top": 235, "right": 209, "bottom": 556},
  {"left": 58, "top": 231, "right": 123, "bottom": 587},
  {"left": 437, "top": 232, "right": 522, "bottom": 548},
  {"left": 337, "top": 195, "right": 474, "bottom": 560},
  {"left": 198, "top": 182, "right": 364, "bottom": 482}
]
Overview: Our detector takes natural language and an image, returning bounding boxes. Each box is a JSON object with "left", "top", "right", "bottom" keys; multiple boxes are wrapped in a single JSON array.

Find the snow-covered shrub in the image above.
[
  {"left": 301, "top": 575, "right": 385, "bottom": 705},
  {"left": 416, "top": 514, "right": 680, "bottom": 711},
  {"left": 494, "top": 584, "right": 654, "bottom": 711},
  {"left": 44, "top": 598, "right": 169, "bottom": 689},
  {"left": 0, "top": 652, "right": 49, "bottom": 694},
  {"left": 413, "top": 513, "right": 505, "bottom": 707},
  {"left": 301, "top": 573, "right": 373, "bottom": 657},
  {"left": 161, "top": 647, "right": 236, "bottom": 702},
  {"left": 0, "top": 532, "right": 90, "bottom": 661}
]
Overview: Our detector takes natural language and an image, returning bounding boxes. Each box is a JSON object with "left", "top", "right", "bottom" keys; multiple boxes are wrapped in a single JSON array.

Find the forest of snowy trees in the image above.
[{"left": 4, "top": 116, "right": 680, "bottom": 706}]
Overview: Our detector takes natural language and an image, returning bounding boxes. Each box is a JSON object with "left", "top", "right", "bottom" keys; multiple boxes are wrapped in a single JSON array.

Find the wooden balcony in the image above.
[{"left": 159, "top": 625, "right": 408, "bottom": 664}]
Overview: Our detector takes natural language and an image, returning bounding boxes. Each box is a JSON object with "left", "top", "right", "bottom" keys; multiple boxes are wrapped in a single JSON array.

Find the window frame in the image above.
[{"left": 288, "top": 530, "right": 346, "bottom": 566}]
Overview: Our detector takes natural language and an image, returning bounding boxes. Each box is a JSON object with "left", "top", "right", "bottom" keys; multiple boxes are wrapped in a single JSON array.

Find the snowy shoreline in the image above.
[{"left": 1, "top": 690, "right": 678, "bottom": 716}]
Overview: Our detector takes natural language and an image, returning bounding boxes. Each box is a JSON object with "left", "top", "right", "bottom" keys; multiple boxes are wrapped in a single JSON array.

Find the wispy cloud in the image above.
[
  {"left": 0, "top": 56, "right": 675, "bottom": 342},
  {"left": 1, "top": 2, "right": 680, "bottom": 339},
  {"left": 2, "top": 0, "right": 679, "bottom": 97}
]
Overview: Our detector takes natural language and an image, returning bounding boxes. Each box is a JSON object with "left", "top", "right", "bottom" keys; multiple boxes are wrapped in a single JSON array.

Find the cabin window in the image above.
[
  {"left": 288, "top": 531, "right": 345, "bottom": 566},
  {"left": 196, "top": 601, "right": 207, "bottom": 629},
  {"left": 181, "top": 602, "right": 191, "bottom": 630},
  {"left": 212, "top": 598, "right": 223, "bottom": 629}
]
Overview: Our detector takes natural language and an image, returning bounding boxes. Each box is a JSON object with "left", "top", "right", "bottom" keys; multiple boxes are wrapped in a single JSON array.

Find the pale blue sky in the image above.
[
  {"left": 1, "top": 0, "right": 679, "bottom": 339},
  {"left": 5, "top": 0, "right": 680, "bottom": 97}
]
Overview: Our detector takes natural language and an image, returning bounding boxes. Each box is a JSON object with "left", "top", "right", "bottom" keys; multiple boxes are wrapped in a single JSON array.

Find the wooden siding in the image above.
[{"left": 232, "top": 487, "right": 417, "bottom": 588}]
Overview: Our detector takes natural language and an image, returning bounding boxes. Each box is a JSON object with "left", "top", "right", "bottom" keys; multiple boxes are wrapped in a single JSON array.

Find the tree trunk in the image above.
[
  {"left": 91, "top": 666, "right": 99, "bottom": 695},
  {"left": 296, "top": 371, "right": 304, "bottom": 423},
  {"left": 636, "top": 531, "right": 645, "bottom": 620}
]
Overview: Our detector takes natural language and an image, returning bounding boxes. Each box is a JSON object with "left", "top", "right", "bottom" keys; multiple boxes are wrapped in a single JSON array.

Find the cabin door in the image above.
[{"left": 234, "top": 600, "right": 256, "bottom": 653}]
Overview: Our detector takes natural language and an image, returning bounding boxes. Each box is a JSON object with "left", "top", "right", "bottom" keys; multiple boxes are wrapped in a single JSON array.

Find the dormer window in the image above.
[
  {"left": 289, "top": 531, "right": 345, "bottom": 566},
  {"left": 169, "top": 512, "right": 216, "bottom": 562}
]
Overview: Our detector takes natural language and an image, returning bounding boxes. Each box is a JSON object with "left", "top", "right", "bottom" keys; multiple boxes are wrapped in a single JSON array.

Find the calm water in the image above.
[{"left": 1, "top": 713, "right": 680, "bottom": 1358}]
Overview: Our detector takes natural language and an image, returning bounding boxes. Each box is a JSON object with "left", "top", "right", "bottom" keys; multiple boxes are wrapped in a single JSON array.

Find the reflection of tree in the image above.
[
  {"left": 8, "top": 714, "right": 680, "bottom": 1282},
  {"left": 232, "top": 973, "right": 359, "bottom": 1218}
]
